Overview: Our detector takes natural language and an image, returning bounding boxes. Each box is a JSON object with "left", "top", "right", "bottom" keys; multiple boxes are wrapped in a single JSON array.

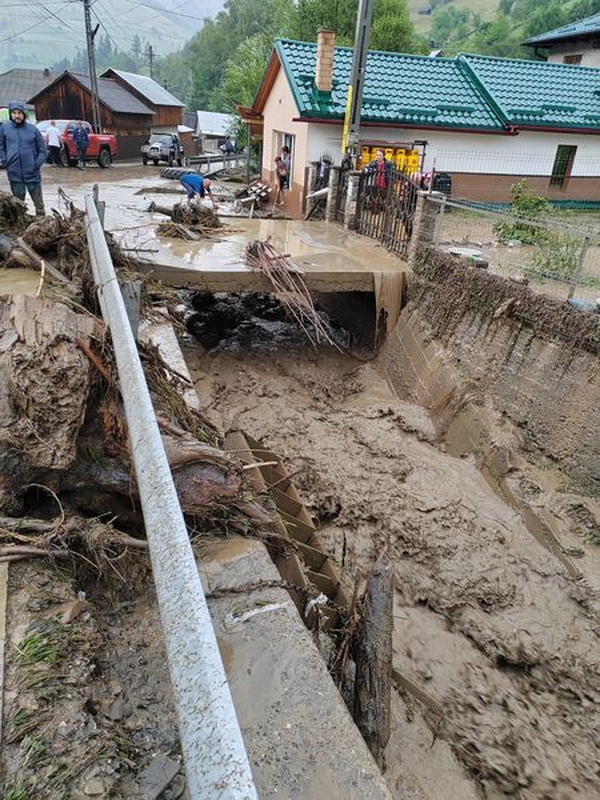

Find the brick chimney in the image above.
[{"left": 315, "top": 28, "right": 335, "bottom": 93}]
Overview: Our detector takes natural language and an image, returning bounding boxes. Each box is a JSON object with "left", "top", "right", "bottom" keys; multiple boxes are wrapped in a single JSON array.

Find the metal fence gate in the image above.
[
  {"left": 356, "top": 166, "right": 418, "bottom": 256},
  {"left": 335, "top": 165, "right": 350, "bottom": 223}
]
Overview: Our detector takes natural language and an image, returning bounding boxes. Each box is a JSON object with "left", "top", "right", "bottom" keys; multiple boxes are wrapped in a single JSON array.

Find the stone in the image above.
[
  {"left": 138, "top": 753, "right": 181, "bottom": 800},
  {"left": 83, "top": 778, "right": 106, "bottom": 796}
]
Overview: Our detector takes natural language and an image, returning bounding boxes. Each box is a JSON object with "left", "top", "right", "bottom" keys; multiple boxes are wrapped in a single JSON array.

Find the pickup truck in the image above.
[{"left": 37, "top": 120, "right": 117, "bottom": 168}]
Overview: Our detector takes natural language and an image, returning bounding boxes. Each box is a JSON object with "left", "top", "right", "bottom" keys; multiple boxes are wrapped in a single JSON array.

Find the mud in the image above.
[
  {"left": 184, "top": 340, "right": 600, "bottom": 799},
  {"left": 2, "top": 559, "right": 181, "bottom": 799}
]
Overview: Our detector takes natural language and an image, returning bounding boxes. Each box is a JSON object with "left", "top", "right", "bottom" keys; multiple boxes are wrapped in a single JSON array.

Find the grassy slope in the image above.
[{"left": 409, "top": 0, "right": 500, "bottom": 35}]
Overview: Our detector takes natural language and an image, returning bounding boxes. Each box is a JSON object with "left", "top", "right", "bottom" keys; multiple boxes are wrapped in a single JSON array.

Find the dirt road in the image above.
[{"left": 185, "top": 342, "right": 600, "bottom": 799}]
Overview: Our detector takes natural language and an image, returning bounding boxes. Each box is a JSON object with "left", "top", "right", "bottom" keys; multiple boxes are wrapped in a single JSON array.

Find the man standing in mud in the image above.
[{"left": 0, "top": 101, "right": 46, "bottom": 216}]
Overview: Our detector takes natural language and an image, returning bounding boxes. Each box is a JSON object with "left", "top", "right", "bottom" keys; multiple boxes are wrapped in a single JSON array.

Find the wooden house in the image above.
[
  {"left": 29, "top": 71, "right": 154, "bottom": 158},
  {"left": 101, "top": 69, "right": 184, "bottom": 130}
]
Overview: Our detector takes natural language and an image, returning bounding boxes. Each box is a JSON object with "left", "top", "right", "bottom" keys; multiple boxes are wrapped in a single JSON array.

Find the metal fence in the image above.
[
  {"left": 431, "top": 149, "right": 600, "bottom": 210},
  {"left": 429, "top": 192, "right": 600, "bottom": 303},
  {"left": 356, "top": 165, "right": 418, "bottom": 256},
  {"left": 335, "top": 165, "right": 350, "bottom": 223}
]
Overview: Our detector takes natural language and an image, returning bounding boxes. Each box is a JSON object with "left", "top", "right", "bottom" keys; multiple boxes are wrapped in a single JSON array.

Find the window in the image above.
[
  {"left": 563, "top": 54, "right": 582, "bottom": 64},
  {"left": 549, "top": 145, "right": 577, "bottom": 189}
]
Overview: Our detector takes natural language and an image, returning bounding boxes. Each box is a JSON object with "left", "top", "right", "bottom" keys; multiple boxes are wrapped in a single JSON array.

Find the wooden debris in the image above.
[
  {"left": 353, "top": 549, "right": 394, "bottom": 769},
  {"left": 245, "top": 238, "right": 340, "bottom": 349}
]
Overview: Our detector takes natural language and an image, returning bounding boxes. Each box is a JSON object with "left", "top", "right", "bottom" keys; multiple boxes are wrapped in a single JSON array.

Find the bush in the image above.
[{"left": 494, "top": 179, "right": 552, "bottom": 244}]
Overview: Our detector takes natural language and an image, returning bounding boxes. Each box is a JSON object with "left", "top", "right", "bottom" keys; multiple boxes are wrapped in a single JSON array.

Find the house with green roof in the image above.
[
  {"left": 523, "top": 13, "right": 600, "bottom": 66},
  {"left": 248, "top": 31, "right": 600, "bottom": 215}
]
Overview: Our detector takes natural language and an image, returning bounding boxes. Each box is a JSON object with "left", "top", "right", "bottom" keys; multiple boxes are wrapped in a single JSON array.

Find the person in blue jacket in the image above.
[
  {"left": 0, "top": 101, "right": 47, "bottom": 216},
  {"left": 179, "top": 172, "right": 217, "bottom": 208},
  {"left": 72, "top": 121, "right": 89, "bottom": 170}
]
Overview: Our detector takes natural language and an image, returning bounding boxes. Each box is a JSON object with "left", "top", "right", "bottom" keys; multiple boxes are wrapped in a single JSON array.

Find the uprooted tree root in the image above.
[
  {"left": 0, "top": 191, "right": 33, "bottom": 236},
  {"left": 20, "top": 208, "right": 139, "bottom": 313}
]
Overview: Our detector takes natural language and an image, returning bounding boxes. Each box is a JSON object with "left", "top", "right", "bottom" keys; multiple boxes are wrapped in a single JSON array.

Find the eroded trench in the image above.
[{"left": 182, "top": 285, "right": 600, "bottom": 800}]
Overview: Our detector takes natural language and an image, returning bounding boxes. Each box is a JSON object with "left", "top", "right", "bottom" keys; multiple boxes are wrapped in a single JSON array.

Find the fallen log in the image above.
[
  {"left": 353, "top": 549, "right": 394, "bottom": 769},
  {"left": 16, "top": 236, "right": 74, "bottom": 285}
]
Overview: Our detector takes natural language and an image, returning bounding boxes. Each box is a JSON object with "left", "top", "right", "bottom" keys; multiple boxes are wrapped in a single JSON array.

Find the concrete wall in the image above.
[{"left": 383, "top": 246, "right": 600, "bottom": 487}]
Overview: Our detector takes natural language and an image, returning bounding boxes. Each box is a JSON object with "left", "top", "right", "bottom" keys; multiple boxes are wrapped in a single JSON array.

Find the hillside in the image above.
[
  {"left": 0, "top": 0, "right": 225, "bottom": 75},
  {"left": 408, "top": 0, "right": 498, "bottom": 35}
]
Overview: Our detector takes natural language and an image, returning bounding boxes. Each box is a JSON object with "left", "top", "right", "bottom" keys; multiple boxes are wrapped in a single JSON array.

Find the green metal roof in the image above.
[
  {"left": 272, "top": 40, "right": 600, "bottom": 133},
  {"left": 275, "top": 40, "right": 504, "bottom": 130},
  {"left": 524, "top": 13, "right": 600, "bottom": 46},
  {"left": 462, "top": 53, "right": 600, "bottom": 130}
]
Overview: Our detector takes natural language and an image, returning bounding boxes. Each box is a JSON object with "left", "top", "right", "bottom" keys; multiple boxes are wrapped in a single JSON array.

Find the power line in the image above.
[{"left": 122, "top": 1, "right": 210, "bottom": 21}]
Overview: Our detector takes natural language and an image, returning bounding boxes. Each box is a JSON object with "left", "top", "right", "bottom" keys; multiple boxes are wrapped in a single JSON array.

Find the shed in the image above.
[{"left": 194, "top": 110, "right": 235, "bottom": 151}]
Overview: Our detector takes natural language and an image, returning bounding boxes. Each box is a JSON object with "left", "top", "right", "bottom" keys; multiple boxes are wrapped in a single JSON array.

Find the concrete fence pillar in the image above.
[
  {"left": 344, "top": 170, "right": 361, "bottom": 230},
  {"left": 325, "top": 165, "right": 341, "bottom": 222},
  {"left": 407, "top": 191, "right": 444, "bottom": 267}
]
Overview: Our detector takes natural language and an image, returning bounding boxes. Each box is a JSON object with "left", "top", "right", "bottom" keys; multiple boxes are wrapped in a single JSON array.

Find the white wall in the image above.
[
  {"left": 545, "top": 42, "right": 600, "bottom": 67},
  {"left": 305, "top": 122, "right": 600, "bottom": 176}
]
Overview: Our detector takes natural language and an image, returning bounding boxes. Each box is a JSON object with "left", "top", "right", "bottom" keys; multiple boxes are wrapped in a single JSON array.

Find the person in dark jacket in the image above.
[
  {"left": 72, "top": 121, "right": 89, "bottom": 170},
  {"left": 0, "top": 101, "right": 47, "bottom": 216}
]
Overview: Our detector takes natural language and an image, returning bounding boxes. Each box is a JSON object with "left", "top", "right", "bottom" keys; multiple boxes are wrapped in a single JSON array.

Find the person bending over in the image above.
[{"left": 179, "top": 172, "right": 217, "bottom": 208}]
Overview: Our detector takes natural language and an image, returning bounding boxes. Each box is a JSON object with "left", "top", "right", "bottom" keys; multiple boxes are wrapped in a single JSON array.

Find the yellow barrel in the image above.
[{"left": 384, "top": 148, "right": 394, "bottom": 163}]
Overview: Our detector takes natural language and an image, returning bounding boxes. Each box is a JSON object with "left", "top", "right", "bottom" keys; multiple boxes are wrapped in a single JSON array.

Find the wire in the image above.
[
  {"left": 0, "top": 18, "right": 49, "bottom": 44},
  {"left": 120, "top": 0, "right": 210, "bottom": 21}
]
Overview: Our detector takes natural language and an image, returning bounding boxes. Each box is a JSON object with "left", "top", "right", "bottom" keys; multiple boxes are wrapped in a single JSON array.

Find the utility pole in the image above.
[
  {"left": 341, "top": 0, "right": 374, "bottom": 168},
  {"left": 82, "top": 0, "right": 101, "bottom": 132},
  {"left": 147, "top": 45, "right": 154, "bottom": 79}
]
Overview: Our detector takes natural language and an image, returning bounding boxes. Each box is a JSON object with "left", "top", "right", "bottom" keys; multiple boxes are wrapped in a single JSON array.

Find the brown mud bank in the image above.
[{"left": 184, "top": 314, "right": 600, "bottom": 798}]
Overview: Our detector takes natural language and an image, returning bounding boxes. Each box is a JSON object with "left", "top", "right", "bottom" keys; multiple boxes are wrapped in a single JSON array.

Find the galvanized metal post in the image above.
[
  {"left": 568, "top": 235, "right": 591, "bottom": 299},
  {"left": 84, "top": 195, "right": 258, "bottom": 800}
]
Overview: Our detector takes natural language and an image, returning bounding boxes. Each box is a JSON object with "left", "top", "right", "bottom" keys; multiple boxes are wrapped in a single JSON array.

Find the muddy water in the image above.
[{"left": 184, "top": 342, "right": 600, "bottom": 800}]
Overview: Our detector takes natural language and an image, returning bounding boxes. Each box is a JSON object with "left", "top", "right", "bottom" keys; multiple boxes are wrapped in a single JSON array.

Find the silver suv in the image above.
[{"left": 141, "top": 133, "right": 184, "bottom": 166}]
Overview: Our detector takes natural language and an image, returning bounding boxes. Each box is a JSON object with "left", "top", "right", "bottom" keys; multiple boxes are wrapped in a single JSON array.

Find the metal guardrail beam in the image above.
[{"left": 83, "top": 195, "right": 259, "bottom": 800}]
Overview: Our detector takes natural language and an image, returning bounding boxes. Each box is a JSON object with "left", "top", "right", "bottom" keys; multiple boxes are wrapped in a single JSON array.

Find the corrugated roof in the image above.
[
  {"left": 196, "top": 110, "right": 235, "bottom": 136},
  {"left": 462, "top": 54, "right": 600, "bottom": 130},
  {"left": 524, "top": 13, "right": 600, "bottom": 46},
  {"left": 275, "top": 40, "right": 504, "bottom": 130},
  {"left": 103, "top": 69, "right": 184, "bottom": 107},
  {"left": 268, "top": 40, "right": 600, "bottom": 133},
  {"left": 0, "top": 68, "right": 57, "bottom": 107},
  {"left": 71, "top": 73, "right": 154, "bottom": 115}
]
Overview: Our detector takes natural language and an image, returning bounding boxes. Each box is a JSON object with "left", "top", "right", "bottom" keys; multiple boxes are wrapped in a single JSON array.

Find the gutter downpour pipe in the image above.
[{"left": 83, "top": 195, "right": 259, "bottom": 800}]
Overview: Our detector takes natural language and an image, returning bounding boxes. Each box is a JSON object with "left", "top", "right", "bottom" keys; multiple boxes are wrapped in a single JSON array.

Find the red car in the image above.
[{"left": 37, "top": 120, "right": 117, "bottom": 168}]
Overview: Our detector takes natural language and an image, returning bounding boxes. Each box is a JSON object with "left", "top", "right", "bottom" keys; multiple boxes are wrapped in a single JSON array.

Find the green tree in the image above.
[
  {"left": 370, "top": 0, "right": 420, "bottom": 53},
  {"left": 430, "top": 6, "right": 472, "bottom": 48}
]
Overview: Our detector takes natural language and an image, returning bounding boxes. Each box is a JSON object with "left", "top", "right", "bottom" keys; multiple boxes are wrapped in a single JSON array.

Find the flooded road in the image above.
[{"left": 0, "top": 163, "right": 404, "bottom": 277}]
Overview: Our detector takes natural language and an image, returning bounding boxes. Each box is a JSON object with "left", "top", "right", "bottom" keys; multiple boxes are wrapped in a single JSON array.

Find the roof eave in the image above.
[
  {"left": 293, "top": 115, "right": 514, "bottom": 134},
  {"left": 251, "top": 47, "right": 283, "bottom": 114},
  {"left": 516, "top": 123, "right": 600, "bottom": 134}
]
